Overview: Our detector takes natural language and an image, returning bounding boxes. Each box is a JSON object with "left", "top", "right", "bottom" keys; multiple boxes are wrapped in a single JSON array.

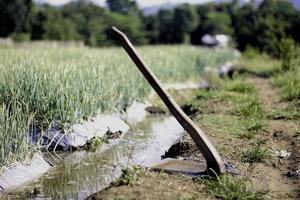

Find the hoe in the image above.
[{"left": 110, "top": 26, "right": 225, "bottom": 175}]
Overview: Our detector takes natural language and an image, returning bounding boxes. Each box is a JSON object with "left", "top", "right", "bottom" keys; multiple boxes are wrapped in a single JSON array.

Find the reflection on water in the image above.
[{"left": 6, "top": 115, "right": 184, "bottom": 200}]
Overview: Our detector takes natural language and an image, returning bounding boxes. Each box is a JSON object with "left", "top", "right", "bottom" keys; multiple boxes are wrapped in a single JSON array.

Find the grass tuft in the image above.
[
  {"left": 113, "top": 166, "right": 140, "bottom": 187},
  {"left": 85, "top": 136, "right": 107, "bottom": 152},
  {"left": 272, "top": 69, "right": 300, "bottom": 101},
  {"left": 224, "top": 79, "right": 255, "bottom": 94},
  {"left": 200, "top": 175, "right": 265, "bottom": 200},
  {"left": 232, "top": 96, "right": 264, "bottom": 118},
  {"left": 241, "top": 143, "right": 270, "bottom": 163}
]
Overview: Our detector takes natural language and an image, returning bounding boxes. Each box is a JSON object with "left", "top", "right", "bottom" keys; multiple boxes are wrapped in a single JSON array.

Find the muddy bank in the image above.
[
  {"left": 88, "top": 75, "right": 300, "bottom": 200},
  {"left": 29, "top": 114, "right": 130, "bottom": 151},
  {"left": 1, "top": 77, "right": 205, "bottom": 196},
  {"left": 2, "top": 114, "right": 185, "bottom": 199}
]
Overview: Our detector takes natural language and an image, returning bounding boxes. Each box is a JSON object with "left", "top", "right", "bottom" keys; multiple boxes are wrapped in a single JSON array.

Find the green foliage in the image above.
[
  {"left": 0, "top": 104, "right": 32, "bottom": 166},
  {"left": 197, "top": 114, "right": 264, "bottom": 140},
  {"left": 272, "top": 40, "right": 300, "bottom": 101},
  {"left": 11, "top": 33, "right": 31, "bottom": 42},
  {"left": 173, "top": 4, "right": 199, "bottom": 43},
  {"left": 44, "top": 18, "right": 79, "bottom": 41},
  {"left": 246, "top": 120, "right": 264, "bottom": 132},
  {"left": 106, "top": 0, "right": 139, "bottom": 15},
  {"left": 189, "top": 75, "right": 265, "bottom": 140},
  {"left": 272, "top": 69, "right": 300, "bottom": 101},
  {"left": 0, "top": 0, "right": 33, "bottom": 37},
  {"left": 86, "top": 136, "right": 106, "bottom": 151},
  {"left": 224, "top": 79, "right": 255, "bottom": 94},
  {"left": 267, "top": 109, "right": 300, "bottom": 120},
  {"left": 113, "top": 166, "right": 140, "bottom": 186},
  {"left": 233, "top": 97, "right": 263, "bottom": 118},
  {"left": 204, "top": 12, "right": 233, "bottom": 35},
  {"left": 278, "top": 38, "right": 300, "bottom": 71},
  {"left": 201, "top": 175, "right": 265, "bottom": 200},
  {"left": 217, "top": 83, "right": 263, "bottom": 118},
  {"left": 232, "top": 0, "right": 299, "bottom": 54},
  {"left": 240, "top": 53, "right": 281, "bottom": 75},
  {"left": 2, "top": 0, "right": 300, "bottom": 51},
  {"left": 243, "top": 46, "right": 259, "bottom": 59},
  {"left": 241, "top": 143, "right": 270, "bottom": 163},
  {"left": 107, "top": 12, "right": 147, "bottom": 45},
  {"left": 157, "top": 10, "right": 175, "bottom": 43},
  {"left": 62, "top": 1, "right": 107, "bottom": 45}
]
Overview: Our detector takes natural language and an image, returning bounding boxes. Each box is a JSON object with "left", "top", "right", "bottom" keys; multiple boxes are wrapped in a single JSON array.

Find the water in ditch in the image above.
[{"left": 4, "top": 115, "right": 184, "bottom": 200}]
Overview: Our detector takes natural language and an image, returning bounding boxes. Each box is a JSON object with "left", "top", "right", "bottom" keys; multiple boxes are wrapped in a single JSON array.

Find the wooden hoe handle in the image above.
[{"left": 110, "top": 26, "right": 225, "bottom": 174}]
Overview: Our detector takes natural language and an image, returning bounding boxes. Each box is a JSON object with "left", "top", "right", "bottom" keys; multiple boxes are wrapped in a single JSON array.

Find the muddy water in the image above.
[{"left": 5, "top": 115, "right": 184, "bottom": 200}]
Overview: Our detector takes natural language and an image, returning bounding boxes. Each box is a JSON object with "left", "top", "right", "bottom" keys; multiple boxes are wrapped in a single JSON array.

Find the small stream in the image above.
[{"left": 5, "top": 115, "right": 184, "bottom": 200}]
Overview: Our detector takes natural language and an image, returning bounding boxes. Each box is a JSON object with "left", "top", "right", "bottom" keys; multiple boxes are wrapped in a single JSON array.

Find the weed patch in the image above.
[
  {"left": 272, "top": 69, "right": 300, "bottom": 101},
  {"left": 113, "top": 166, "right": 140, "bottom": 187},
  {"left": 224, "top": 79, "right": 255, "bottom": 94},
  {"left": 241, "top": 143, "right": 270, "bottom": 163},
  {"left": 200, "top": 175, "right": 265, "bottom": 200},
  {"left": 85, "top": 136, "right": 107, "bottom": 152}
]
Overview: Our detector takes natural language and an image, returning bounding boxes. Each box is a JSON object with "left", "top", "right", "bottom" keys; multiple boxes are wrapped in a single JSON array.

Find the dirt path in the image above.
[
  {"left": 250, "top": 78, "right": 287, "bottom": 111},
  {"left": 250, "top": 77, "right": 300, "bottom": 199}
]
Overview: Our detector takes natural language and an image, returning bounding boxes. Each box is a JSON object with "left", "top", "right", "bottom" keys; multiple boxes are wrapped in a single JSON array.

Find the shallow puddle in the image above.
[{"left": 4, "top": 115, "right": 184, "bottom": 200}]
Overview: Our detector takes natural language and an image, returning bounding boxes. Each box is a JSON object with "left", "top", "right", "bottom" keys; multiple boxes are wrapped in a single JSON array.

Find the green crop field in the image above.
[{"left": 0, "top": 44, "right": 234, "bottom": 166}]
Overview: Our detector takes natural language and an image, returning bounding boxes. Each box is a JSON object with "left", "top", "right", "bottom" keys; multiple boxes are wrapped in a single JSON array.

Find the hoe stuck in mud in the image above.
[{"left": 110, "top": 26, "right": 225, "bottom": 175}]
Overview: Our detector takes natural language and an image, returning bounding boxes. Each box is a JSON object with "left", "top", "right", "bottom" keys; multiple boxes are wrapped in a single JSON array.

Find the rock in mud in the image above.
[
  {"left": 145, "top": 106, "right": 166, "bottom": 114},
  {"left": 0, "top": 153, "right": 51, "bottom": 192},
  {"left": 150, "top": 158, "right": 207, "bottom": 176},
  {"left": 69, "top": 115, "right": 129, "bottom": 148},
  {"left": 224, "top": 163, "right": 240, "bottom": 176},
  {"left": 275, "top": 150, "right": 291, "bottom": 158},
  {"left": 286, "top": 170, "right": 300, "bottom": 178},
  {"left": 30, "top": 115, "right": 130, "bottom": 150}
]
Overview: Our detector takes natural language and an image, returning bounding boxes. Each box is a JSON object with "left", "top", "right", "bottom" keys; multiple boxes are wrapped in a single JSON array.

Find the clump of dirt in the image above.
[
  {"left": 162, "top": 134, "right": 205, "bottom": 163},
  {"left": 145, "top": 106, "right": 166, "bottom": 114}
]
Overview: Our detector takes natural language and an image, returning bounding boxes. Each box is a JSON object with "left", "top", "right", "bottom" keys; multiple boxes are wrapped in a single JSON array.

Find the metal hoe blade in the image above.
[{"left": 110, "top": 26, "right": 225, "bottom": 174}]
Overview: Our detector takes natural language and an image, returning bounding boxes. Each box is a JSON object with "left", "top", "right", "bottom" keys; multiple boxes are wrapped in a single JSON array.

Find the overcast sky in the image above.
[{"left": 35, "top": 0, "right": 216, "bottom": 7}]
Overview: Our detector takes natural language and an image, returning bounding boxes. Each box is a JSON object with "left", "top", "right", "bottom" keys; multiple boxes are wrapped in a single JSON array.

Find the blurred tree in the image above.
[
  {"left": 157, "top": 9, "right": 175, "bottom": 43},
  {"left": 232, "top": 3, "right": 257, "bottom": 51},
  {"left": 87, "top": 18, "right": 107, "bottom": 46},
  {"left": 191, "top": 3, "right": 232, "bottom": 45},
  {"left": 143, "top": 14, "right": 160, "bottom": 44},
  {"left": 173, "top": 4, "right": 199, "bottom": 43},
  {"left": 106, "top": 0, "right": 139, "bottom": 15},
  {"left": 1, "top": 0, "right": 300, "bottom": 52},
  {"left": 203, "top": 12, "right": 233, "bottom": 35},
  {"left": 191, "top": 3, "right": 216, "bottom": 44},
  {"left": 62, "top": 0, "right": 107, "bottom": 45},
  {"left": 44, "top": 18, "right": 79, "bottom": 40},
  {"left": 27, "top": 4, "right": 46, "bottom": 39},
  {"left": 0, "top": 0, "right": 33, "bottom": 37},
  {"left": 106, "top": 12, "right": 147, "bottom": 44},
  {"left": 43, "top": 5, "right": 79, "bottom": 40},
  {"left": 232, "top": 0, "right": 299, "bottom": 54},
  {"left": 291, "top": 13, "right": 300, "bottom": 44}
]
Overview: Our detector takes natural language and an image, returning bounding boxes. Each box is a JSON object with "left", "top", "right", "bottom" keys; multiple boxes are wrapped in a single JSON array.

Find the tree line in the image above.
[{"left": 0, "top": 0, "right": 299, "bottom": 54}]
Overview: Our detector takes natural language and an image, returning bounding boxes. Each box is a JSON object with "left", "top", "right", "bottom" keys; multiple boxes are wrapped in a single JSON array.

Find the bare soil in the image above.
[{"left": 87, "top": 170, "right": 212, "bottom": 200}]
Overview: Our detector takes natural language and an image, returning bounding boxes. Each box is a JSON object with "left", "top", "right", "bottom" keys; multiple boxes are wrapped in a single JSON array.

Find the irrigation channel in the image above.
[{"left": 2, "top": 109, "right": 188, "bottom": 199}]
